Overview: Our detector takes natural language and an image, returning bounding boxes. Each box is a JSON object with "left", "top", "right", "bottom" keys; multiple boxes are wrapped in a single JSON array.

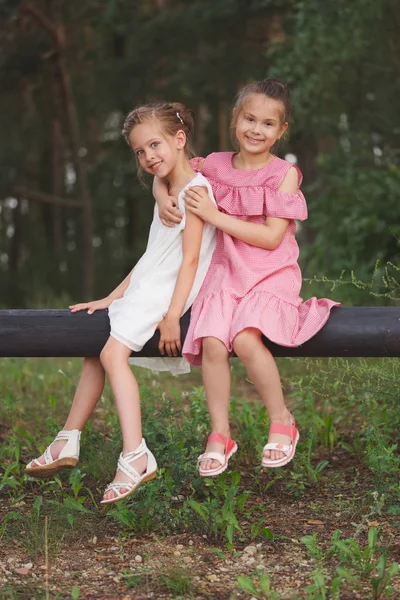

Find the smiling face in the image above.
[
  {"left": 129, "top": 120, "right": 185, "bottom": 178},
  {"left": 234, "top": 93, "right": 288, "bottom": 157}
]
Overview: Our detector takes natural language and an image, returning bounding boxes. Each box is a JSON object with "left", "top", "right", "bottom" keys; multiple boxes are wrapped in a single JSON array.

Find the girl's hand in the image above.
[
  {"left": 157, "top": 315, "right": 181, "bottom": 357},
  {"left": 184, "top": 186, "right": 218, "bottom": 224},
  {"left": 69, "top": 296, "right": 114, "bottom": 314},
  {"left": 159, "top": 196, "right": 183, "bottom": 228}
]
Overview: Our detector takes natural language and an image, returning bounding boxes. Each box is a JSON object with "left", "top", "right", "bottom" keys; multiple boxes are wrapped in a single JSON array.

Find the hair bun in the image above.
[{"left": 170, "top": 102, "right": 195, "bottom": 134}]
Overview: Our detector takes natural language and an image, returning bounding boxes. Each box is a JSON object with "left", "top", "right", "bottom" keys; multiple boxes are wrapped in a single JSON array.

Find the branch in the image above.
[
  {"left": 13, "top": 186, "right": 82, "bottom": 209},
  {"left": 21, "top": 2, "right": 60, "bottom": 46}
]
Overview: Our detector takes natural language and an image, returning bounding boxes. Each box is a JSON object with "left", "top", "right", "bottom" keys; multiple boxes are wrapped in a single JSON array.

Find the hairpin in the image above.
[{"left": 176, "top": 112, "right": 184, "bottom": 125}]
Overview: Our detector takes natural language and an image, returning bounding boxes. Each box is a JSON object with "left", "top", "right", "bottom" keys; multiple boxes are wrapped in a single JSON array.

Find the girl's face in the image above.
[
  {"left": 129, "top": 121, "right": 185, "bottom": 178},
  {"left": 235, "top": 93, "right": 288, "bottom": 157}
]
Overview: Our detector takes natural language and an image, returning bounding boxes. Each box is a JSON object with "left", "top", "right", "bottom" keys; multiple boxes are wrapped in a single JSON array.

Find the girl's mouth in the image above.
[
  {"left": 149, "top": 160, "right": 163, "bottom": 171},
  {"left": 246, "top": 136, "right": 264, "bottom": 145}
]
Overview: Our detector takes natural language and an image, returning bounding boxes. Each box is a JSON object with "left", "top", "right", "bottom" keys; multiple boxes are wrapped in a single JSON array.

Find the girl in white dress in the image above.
[{"left": 25, "top": 102, "right": 217, "bottom": 504}]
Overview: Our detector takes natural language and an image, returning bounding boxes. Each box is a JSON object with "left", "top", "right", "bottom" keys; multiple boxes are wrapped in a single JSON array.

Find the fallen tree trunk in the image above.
[{"left": 0, "top": 307, "right": 399, "bottom": 358}]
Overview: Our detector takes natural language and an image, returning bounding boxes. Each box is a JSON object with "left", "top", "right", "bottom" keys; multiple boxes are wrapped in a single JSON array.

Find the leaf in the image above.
[
  {"left": 368, "top": 525, "right": 377, "bottom": 549},
  {"left": 186, "top": 499, "right": 209, "bottom": 524},
  {"left": 32, "top": 495, "right": 43, "bottom": 517},
  {"left": 0, "top": 511, "right": 23, "bottom": 538},
  {"left": 63, "top": 496, "right": 90, "bottom": 514},
  {"left": 237, "top": 575, "right": 259, "bottom": 596},
  {"left": 71, "top": 585, "right": 80, "bottom": 599},
  {"left": 226, "top": 522, "right": 235, "bottom": 544},
  {"left": 259, "top": 573, "right": 271, "bottom": 594}
]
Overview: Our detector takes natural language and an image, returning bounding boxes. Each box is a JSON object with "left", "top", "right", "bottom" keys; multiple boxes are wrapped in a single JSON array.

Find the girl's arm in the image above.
[
  {"left": 185, "top": 167, "right": 299, "bottom": 251},
  {"left": 153, "top": 158, "right": 205, "bottom": 227},
  {"left": 69, "top": 269, "right": 133, "bottom": 314},
  {"left": 152, "top": 177, "right": 182, "bottom": 227},
  {"left": 157, "top": 208, "right": 204, "bottom": 357}
]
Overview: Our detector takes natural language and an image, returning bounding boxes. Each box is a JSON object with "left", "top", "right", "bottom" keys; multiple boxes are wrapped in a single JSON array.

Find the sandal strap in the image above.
[
  {"left": 198, "top": 451, "right": 225, "bottom": 466},
  {"left": 43, "top": 446, "right": 54, "bottom": 465},
  {"left": 207, "top": 432, "right": 228, "bottom": 445},
  {"left": 121, "top": 438, "right": 147, "bottom": 463},
  {"left": 115, "top": 438, "right": 150, "bottom": 484},
  {"left": 103, "top": 481, "right": 134, "bottom": 495},
  {"left": 55, "top": 429, "right": 81, "bottom": 442},
  {"left": 117, "top": 453, "right": 141, "bottom": 484},
  {"left": 263, "top": 442, "right": 291, "bottom": 455},
  {"left": 269, "top": 423, "right": 293, "bottom": 436}
]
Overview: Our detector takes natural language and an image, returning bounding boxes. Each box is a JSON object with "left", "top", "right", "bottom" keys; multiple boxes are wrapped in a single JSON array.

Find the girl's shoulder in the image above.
[{"left": 199, "top": 152, "right": 302, "bottom": 190}]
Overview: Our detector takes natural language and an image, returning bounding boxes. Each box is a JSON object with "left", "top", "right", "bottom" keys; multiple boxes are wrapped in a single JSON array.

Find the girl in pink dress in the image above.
[{"left": 156, "top": 78, "right": 340, "bottom": 476}]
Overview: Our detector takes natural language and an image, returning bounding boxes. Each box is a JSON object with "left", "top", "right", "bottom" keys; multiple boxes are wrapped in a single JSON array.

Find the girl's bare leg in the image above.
[
  {"left": 32, "top": 357, "right": 105, "bottom": 466},
  {"left": 200, "top": 336, "right": 232, "bottom": 471},
  {"left": 99, "top": 337, "right": 146, "bottom": 500},
  {"left": 233, "top": 328, "right": 292, "bottom": 461}
]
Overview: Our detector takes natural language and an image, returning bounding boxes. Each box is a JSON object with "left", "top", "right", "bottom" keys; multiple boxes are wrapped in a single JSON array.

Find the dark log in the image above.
[{"left": 0, "top": 307, "right": 399, "bottom": 358}]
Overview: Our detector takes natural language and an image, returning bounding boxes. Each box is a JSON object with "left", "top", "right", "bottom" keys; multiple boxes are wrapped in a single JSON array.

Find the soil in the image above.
[{"left": 1, "top": 451, "right": 400, "bottom": 600}]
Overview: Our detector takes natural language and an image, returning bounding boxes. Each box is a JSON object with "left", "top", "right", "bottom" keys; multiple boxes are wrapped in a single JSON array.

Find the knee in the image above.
[
  {"left": 233, "top": 329, "right": 262, "bottom": 363},
  {"left": 99, "top": 345, "right": 113, "bottom": 371},
  {"left": 202, "top": 337, "right": 229, "bottom": 363}
]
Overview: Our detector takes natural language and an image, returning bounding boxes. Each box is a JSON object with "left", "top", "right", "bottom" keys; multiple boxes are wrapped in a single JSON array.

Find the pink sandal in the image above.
[
  {"left": 197, "top": 433, "right": 238, "bottom": 477},
  {"left": 261, "top": 414, "right": 299, "bottom": 468}
]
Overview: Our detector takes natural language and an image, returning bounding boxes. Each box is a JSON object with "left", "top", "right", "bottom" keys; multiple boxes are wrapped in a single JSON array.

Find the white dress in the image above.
[{"left": 108, "top": 173, "right": 217, "bottom": 375}]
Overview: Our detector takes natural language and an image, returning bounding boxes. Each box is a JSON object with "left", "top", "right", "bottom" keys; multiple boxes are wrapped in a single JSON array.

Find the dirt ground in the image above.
[{"left": 1, "top": 453, "right": 400, "bottom": 599}]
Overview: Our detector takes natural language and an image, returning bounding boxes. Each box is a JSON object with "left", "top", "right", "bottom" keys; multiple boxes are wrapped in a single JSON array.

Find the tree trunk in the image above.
[
  {"left": 21, "top": 2, "right": 94, "bottom": 299},
  {"left": 51, "top": 117, "right": 63, "bottom": 259}
]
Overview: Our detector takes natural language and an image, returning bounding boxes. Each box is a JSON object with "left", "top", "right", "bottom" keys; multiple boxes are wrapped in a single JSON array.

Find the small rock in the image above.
[
  {"left": 176, "top": 544, "right": 184, "bottom": 550},
  {"left": 135, "top": 555, "right": 143, "bottom": 563},
  {"left": 92, "top": 536, "right": 97, "bottom": 545},
  {"left": 206, "top": 574, "right": 218, "bottom": 582},
  {"left": 6, "top": 558, "right": 15, "bottom": 564},
  {"left": 14, "top": 568, "right": 30, "bottom": 576},
  {"left": 188, "top": 540, "right": 194, "bottom": 546},
  {"left": 219, "top": 567, "right": 229, "bottom": 572},
  {"left": 246, "top": 557, "right": 256, "bottom": 565},
  {"left": 182, "top": 556, "right": 191, "bottom": 564},
  {"left": 177, "top": 494, "right": 185, "bottom": 501},
  {"left": 202, "top": 534, "right": 207, "bottom": 539},
  {"left": 173, "top": 551, "right": 181, "bottom": 557},
  {"left": 23, "top": 563, "right": 33, "bottom": 570},
  {"left": 243, "top": 545, "right": 257, "bottom": 555}
]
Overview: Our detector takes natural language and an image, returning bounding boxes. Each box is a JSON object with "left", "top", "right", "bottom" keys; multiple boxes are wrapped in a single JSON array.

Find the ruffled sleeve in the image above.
[
  {"left": 266, "top": 189, "right": 308, "bottom": 221},
  {"left": 189, "top": 157, "right": 205, "bottom": 173}
]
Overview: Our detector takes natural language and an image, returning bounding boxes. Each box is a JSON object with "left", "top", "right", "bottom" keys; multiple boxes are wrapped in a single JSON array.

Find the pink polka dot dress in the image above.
[{"left": 183, "top": 152, "right": 340, "bottom": 366}]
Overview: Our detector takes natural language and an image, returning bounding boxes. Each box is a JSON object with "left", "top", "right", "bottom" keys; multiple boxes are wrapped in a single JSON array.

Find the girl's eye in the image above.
[
  {"left": 136, "top": 150, "right": 143, "bottom": 156},
  {"left": 151, "top": 142, "right": 159, "bottom": 148},
  {"left": 246, "top": 117, "right": 254, "bottom": 122}
]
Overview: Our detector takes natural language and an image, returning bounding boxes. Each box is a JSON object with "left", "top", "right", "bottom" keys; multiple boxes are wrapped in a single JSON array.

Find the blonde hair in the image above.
[
  {"left": 230, "top": 78, "right": 291, "bottom": 148},
  {"left": 122, "top": 102, "right": 195, "bottom": 184}
]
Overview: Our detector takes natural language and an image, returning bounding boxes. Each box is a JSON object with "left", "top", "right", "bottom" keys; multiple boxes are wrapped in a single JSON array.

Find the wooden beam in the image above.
[{"left": 0, "top": 308, "right": 399, "bottom": 358}]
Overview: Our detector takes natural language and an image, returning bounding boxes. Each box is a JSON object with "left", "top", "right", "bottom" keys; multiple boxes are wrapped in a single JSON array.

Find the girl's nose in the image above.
[
  {"left": 251, "top": 121, "right": 261, "bottom": 133},
  {"left": 145, "top": 149, "right": 155, "bottom": 161}
]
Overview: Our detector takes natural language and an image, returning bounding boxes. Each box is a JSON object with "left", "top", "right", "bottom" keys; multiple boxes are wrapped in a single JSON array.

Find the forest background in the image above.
[{"left": 1, "top": 0, "right": 399, "bottom": 308}]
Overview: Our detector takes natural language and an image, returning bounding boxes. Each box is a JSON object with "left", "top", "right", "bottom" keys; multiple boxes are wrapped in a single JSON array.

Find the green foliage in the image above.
[
  {"left": 1, "top": 356, "right": 399, "bottom": 596},
  {"left": 1, "top": 1, "right": 399, "bottom": 305}
]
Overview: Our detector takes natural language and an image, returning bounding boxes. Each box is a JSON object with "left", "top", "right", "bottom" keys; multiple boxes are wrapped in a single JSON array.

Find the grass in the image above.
[{"left": 0, "top": 356, "right": 399, "bottom": 599}]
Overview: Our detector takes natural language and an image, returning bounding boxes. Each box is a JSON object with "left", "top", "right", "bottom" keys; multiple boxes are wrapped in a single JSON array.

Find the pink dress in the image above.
[{"left": 182, "top": 152, "right": 340, "bottom": 366}]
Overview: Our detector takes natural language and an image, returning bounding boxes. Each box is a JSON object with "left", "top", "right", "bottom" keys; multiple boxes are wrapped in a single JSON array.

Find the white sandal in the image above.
[
  {"left": 100, "top": 438, "right": 157, "bottom": 505},
  {"left": 25, "top": 429, "right": 81, "bottom": 478}
]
